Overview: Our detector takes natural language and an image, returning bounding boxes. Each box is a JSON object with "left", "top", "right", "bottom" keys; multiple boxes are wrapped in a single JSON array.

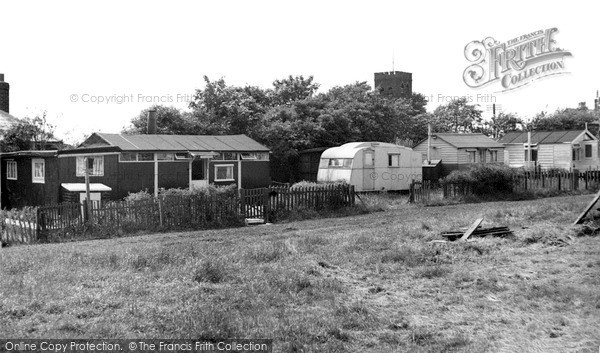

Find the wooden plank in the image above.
[
  {"left": 573, "top": 190, "right": 600, "bottom": 225},
  {"left": 460, "top": 218, "right": 484, "bottom": 241}
]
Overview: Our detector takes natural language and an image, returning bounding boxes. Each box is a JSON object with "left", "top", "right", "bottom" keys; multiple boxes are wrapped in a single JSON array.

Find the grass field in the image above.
[{"left": 1, "top": 194, "right": 599, "bottom": 352}]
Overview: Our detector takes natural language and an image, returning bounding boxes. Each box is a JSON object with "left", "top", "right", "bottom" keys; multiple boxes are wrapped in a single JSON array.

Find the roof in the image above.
[
  {"left": 321, "top": 142, "right": 414, "bottom": 159},
  {"left": 298, "top": 147, "right": 329, "bottom": 154},
  {"left": 498, "top": 130, "right": 593, "bottom": 144},
  {"left": 0, "top": 110, "right": 20, "bottom": 130},
  {"left": 429, "top": 133, "right": 504, "bottom": 149},
  {"left": 0, "top": 150, "right": 58, "bottom": 158},
  {"left": 78, "top": 133, "right": 270, "bottom": 152},
  {"left": 61, "top": 183, "right": 112, "bottom": 192}
]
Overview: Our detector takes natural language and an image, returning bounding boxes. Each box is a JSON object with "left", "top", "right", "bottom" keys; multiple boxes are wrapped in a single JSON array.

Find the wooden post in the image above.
[
  {"left": 84, "top": 157, "right": 92, "bottom": 223},
  {"left": 158, "top": 196, "right": 163, "bottom": 228}
]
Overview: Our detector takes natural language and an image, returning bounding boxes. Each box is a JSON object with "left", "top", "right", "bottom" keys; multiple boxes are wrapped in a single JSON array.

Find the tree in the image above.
[
  {"left": 0, "top": 112, "right": 57, "bottom": 152},
  {"left": 271, "top": 75, "right": 319, "bottom": 105},
  {"left": 431, "top": 97, "right": 482, "bottom": 133},
  {"left": 122, "top": 105, "right": 198, "bottom": 134},
  {"left": 188, "top": 76, "right": 270, "bottom": 137},
  {"left": 531, "top": 108, "right": 600, "bottom": 133},
  {"left": 481, "top": 112, "right": 524, "bottom": 138}
]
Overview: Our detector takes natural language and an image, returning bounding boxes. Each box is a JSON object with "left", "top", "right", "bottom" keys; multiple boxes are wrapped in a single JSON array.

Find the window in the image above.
[
  {"left": 6, "top": 161, "right": 17, "bottom": 180},
  {"left": 222, "top": 152, "right": 238, "bottom": 160},
  {"left": 32, "top": 159, "right": 45, "bottom": 183},
  {"left": 572, "top": 148, "right": 581, "bottom": 161},
  {"left": 364, "top": 151, "right": 374, "bottom": 167},
  {"left": 175, "top": 152, "right": 190, "bottom": 160},
  {"left": 156, "top": 153, "right": 174, "bottom": 161},
  {"left": 119, "top": 152, "right": 137, "bottom": 162},
  {"left": 585, "top": 145, "right": 593, "bottom": 158},
  {"left": 328, "top": 158, "right": 352, "bottom": 168},
  {"left": 524, "top": 149, "right": 538, "bottom": 162},
  {"left": 256, "top": 152, "right": 269, "bottom": 161},
  {"left": 138, "top": 153, "right": 154, "bottom": 161},
  {"left": 388, "top": 154, "right": 400, "bottom": 167},
  {"left": 214, "top": 164, "right": 234, "bottom": 181},
  {"left": 76, "top": 156, "right": 104, "bottom": 176},
  {"left": 240, "top": 153, "right": 257, "bottom": 160},
  {"left": 490, "top": 150, "right": 498, "bottom": 162},
  {"left": 467, "top": 150, "right": 476, "bottom": 163}
]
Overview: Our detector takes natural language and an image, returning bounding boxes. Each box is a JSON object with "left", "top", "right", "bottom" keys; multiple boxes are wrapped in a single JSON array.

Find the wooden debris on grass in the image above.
[
  {"left": 459, "top": 218, "right": 484, "bottom": 241},
  {"left": 573, "top": 190, "right": 600, "bottom": 225},
  {"left": 440, "top": 226, "right": 514, "bottom": 241}
]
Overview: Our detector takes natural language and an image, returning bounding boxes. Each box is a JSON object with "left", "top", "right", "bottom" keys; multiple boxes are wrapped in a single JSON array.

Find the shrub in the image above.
[
  {"left": 445, "top": 164, "right": 516, "bottom": 195},
  {"left": 124, "top": 189, "right": 153, "bottom": 202},
  {"left": 290, "top": 180, "right": 348, "bottom": 189}
]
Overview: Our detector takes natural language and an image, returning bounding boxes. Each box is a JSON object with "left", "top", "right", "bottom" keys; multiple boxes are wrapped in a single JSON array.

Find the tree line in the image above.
[{"left": 1, "top": 75, "right": 599, "bottom": 180}]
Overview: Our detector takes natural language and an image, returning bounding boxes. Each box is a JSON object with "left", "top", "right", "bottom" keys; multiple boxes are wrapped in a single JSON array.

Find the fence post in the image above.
[
  {"left": 240, "top": 189, "right": 246, "bottom": 220},
  {"left": 158, "top": 197, "right": 164, "bottom": 228},
  {"left": 263, "top": 188, "right": 270, "bottom": 223},
  {"left": 409, "top": 180, "right": 414, "bottom": 203},
  {"left": 558, "top": 173, "right": 562, "bottom": 191}
]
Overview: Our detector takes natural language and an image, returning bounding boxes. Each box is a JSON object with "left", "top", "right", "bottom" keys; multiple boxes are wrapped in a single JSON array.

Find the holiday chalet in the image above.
[{"left": 1, "top": 133, "right": 271, "bottom": 209}]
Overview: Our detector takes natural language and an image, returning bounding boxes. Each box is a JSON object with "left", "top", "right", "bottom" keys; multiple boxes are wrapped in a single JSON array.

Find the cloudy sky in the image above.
[{"left": 1, "top": 0, "right": 599, "bottom": 143}]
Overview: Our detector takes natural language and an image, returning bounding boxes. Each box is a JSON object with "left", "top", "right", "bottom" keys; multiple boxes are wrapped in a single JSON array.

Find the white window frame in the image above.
[
  {"left": 32, "top": 158, "right": 45, "bottom": 184},
  {"left": 214, "top": 164, "right": 235, "bottom": 181},
  {"left": 6, "top": 160, "right": 17, "bottom": 180},
  {"left": 240, "top": 152, "right": 257, "bottom": 160},
  {"left": 76, "top": 156, "right": 104, "bottom": 176},
  {"left": 175, "top": 152, "right": 190, "bottom": 160},
  {"left": 388, "top": 154, "right": 400, "bottom": 167}
]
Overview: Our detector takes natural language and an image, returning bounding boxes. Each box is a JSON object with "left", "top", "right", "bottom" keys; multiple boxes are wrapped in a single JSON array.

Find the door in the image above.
[
  {"left": 191, "top": 159, "right": 209, "bottom": 188},
  {"left": 362, "top": 149, "right": 375, "bottom": 190}
]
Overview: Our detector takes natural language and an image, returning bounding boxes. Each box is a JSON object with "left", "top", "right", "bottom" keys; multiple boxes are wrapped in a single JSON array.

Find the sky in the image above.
[{"left": 1, "top": 0, "right": 599, "bottom": 144}]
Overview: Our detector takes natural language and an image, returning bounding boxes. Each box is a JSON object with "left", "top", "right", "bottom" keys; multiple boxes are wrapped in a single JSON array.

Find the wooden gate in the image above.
[{"left": 240, "top": 188, "right": 269, "bottom": 223}]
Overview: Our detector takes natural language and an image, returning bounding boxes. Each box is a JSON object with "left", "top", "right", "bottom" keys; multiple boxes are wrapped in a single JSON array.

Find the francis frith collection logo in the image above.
[{"left": 463, "top": 28, "right": 572, "bottom": 92}]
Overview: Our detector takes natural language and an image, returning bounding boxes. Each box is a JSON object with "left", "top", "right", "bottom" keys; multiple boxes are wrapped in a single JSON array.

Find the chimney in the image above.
[
  {"left": 0, "top": 74, "right": 9, "bottom": 113},
  {"left": 147, "top": 109, "right": 157, "bottom": 134}
]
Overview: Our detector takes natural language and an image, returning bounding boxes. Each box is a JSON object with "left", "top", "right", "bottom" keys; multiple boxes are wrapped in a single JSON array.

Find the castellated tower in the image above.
[{"left": 374, "top": 71, "right": 412, "bottom": 99}]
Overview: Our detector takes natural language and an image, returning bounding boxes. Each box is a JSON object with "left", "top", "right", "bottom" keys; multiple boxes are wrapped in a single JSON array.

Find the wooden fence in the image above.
[
  {"left": 409, "top": 181, "right": 472, "bottom": 204},
  {"left": 2, "top": 184, "right": 356, "bottom": 245},
  {"left": 0, "top": 207, "right": 38, "bottom": 244},
  {"left": 409, "top": 170, "right": 600, "bottom": 204}
]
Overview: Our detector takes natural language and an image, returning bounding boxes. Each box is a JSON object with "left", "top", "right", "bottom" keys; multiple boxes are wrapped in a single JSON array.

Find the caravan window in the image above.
[
  {"left": 328, "top": 158, "right": 352, "bottom": 168},
  {"left": 388, "top": 154, "right": 400, "bottom": 167}
]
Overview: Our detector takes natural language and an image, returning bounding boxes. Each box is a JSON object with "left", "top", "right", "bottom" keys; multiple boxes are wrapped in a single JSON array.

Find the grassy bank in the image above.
[{"left": 1, "top": 195, "right": 599, "bottom": 352}]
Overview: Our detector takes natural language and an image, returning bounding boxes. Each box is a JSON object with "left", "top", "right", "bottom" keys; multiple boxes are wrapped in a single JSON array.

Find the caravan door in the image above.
[{"left": 362, "top": 149, "right": 375, "bottom": 190}]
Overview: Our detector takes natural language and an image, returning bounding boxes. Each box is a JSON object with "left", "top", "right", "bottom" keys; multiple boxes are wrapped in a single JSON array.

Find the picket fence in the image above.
[
  {"left": 409, "top": 170, "right": 600, "bottom": 204},
  {"left": 1, "top": 184, "right": 356, "bottom": 245}
]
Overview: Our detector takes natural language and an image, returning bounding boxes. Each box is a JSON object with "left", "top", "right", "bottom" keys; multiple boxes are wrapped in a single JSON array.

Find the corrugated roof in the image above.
[
  {"left": 433, "top": 133, "right": 504, "bottom": 148},
  {"left": 0, "top": 150, "right": 58, "bottom": 158},
  {"left": 82, "top": 133, "right": 269, "bottom": 152},
  {"left": 498, "top": 130, "right": 589, "bottom": 144},
  {"left": 0, "top": 110, "right": 20, "bottom": 130}
]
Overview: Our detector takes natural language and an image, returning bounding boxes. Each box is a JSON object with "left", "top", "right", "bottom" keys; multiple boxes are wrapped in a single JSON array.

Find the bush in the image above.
[
  {"left": 445, "top": 164, "right": 516, "bottom": 195},
  {"left": 124, "top": 189, "right": 153, "bottom": 202},
  {"left": 290, "top": 180, "right": 348, "bottom": 190}
]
